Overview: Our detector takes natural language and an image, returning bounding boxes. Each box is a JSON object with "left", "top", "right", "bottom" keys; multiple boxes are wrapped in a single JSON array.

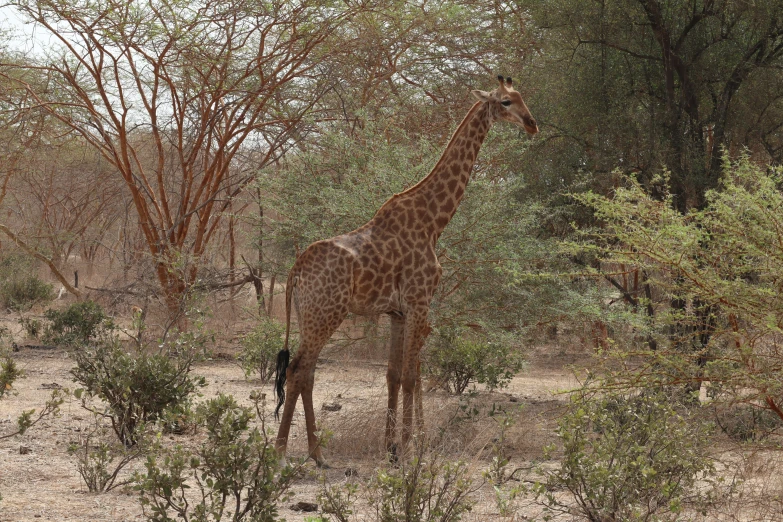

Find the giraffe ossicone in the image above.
[{"left": 273, "top": 75, "right": 537, "bottom": 467}]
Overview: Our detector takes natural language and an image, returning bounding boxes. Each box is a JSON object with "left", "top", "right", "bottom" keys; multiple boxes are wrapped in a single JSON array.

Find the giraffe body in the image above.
[{"left": 274, "top": 76, "right": 537, "bottom": 466}]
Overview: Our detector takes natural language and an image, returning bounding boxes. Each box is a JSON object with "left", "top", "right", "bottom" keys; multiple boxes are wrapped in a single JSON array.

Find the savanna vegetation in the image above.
[{"left": 1, "top": 0, "right": 783, "bottom": 519}]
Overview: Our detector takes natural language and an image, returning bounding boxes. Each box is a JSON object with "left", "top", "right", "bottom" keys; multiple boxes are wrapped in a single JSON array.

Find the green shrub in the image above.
[
  {"left": 43, "top": 300, "right": 115, "bottom": 347},
  {"left": 0, "top": 327, "right": 20, "bottom": 401},
  {"left": 317, "top": 476, "right": 358, "bottom": 522},
  {"left": 0, "top": 254, "right": 54, "bottom": 312},
  {"left": 367, "top": 445, "right": 477, "bottom": 522},
  {"left": 0, "top": 353, "right": 21, "bottom": 401},
  {"left": 423, "top": 327, "right": 524, "bottom": 394},
  {"left": 159, "top": 400, "right": 198, "bottom": 436},
  {"left": 238, "top": 316, "right": 294, "bottom": 383},
  {"left": 68, "top": 415, "right": 143, "bottom": 492},
  {"left": 71, "top": 339, "right": 205, "bottom": 445},
  {"left": 135, "top": 393, "right": 304, "bottom": 522},
  {"left": 0, "top": 275, "right": 53, "bottom": 312},
  {"left": 19, "top": 316, "right": 43, "bottom": 339},
  {"left": 537, "top": 387, "right": 716, "bottom": 521}
]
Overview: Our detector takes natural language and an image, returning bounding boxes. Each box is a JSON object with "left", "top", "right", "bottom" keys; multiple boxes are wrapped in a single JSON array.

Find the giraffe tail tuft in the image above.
[
  {"left": 274, "top": 268, "right": 297, "bottom": 420},
  {"left": 274, "top": 348, "right": 289, "bottom": 420}
]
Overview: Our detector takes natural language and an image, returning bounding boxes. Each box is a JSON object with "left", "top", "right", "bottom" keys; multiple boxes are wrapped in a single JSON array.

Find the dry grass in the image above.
[{"left": 700, "top": 446, "right": 783, "bottom": 521}]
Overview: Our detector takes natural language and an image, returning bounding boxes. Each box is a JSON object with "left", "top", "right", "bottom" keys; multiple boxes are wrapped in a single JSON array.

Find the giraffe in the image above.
[{"left": 274, "top": 75, "right": 538, "bottom": 467}]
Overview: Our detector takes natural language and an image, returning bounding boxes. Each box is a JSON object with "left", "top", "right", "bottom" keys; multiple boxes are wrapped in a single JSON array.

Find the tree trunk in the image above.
[{"left": 267, "top": 273, "right": 276, "bottom": 317}]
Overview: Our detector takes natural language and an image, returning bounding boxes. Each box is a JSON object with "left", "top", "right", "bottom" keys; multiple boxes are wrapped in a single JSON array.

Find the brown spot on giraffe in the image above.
[
  {"left": 441, "top": 198, "right": 455, "bottom": 215},
  {"left": 273, "top": 75, "right": 537, "bottom": 467}
]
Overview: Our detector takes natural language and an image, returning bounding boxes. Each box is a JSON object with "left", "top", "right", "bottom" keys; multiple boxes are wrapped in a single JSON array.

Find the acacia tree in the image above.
[
  {"left": 0, "top": 48, "right": 84, "bottom": 297},
  {"left": 575, "top": 156, "right": 783, "bottom": 419},
  {"left": 7, "top": 140, "right": 121, "bottom": 270},
  {"left": 3, "top": 0, "right": 362, "bottom": 313}
]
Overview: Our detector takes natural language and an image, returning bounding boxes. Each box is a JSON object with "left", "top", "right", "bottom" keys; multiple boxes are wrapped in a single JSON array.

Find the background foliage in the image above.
[{"left": 1, "top": 0, "right": 783, "bottom": 518}]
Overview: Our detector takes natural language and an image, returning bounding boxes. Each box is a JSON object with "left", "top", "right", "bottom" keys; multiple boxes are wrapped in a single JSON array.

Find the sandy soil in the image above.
[{"left": 0, "top": 326, "right": 583, "bottom": 522}]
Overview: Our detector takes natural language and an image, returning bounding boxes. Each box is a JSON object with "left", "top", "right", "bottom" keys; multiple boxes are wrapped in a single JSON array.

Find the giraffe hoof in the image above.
[{"left": 316, "top": 458, "right": 331, "bottom": 469}]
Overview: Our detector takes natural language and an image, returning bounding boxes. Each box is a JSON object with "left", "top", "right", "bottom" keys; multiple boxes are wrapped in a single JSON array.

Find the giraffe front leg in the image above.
[
  {"left": 400, "top": 310, "right": 429, "bottom": 452},
  {"left": 415, "top": 359, "right": 424, "bottom": 436},
  {"left": 400, "top": 360, "right": 418, "bottom": 451},
  {"left": 415, "top": 321, "right": 432, "bottom": 437},
  {"left": 386, "top": 314, "right": 405, "bottom": 461}
]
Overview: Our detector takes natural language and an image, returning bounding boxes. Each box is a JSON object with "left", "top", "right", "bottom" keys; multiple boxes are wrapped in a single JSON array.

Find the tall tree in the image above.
[
  {"left": 0, "top": 47, "right": 84, "bottom": 296},
  {"left": 519, "top": 0, "right": 783, "bottom": 212},
  {"left": 3, "top": 0, "right": 362, "bottom": 313}
]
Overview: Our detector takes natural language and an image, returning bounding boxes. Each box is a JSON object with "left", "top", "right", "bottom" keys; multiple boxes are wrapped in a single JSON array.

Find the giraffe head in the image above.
[{"left": 472, "top": 75, "right": 538, "bottom": 135}]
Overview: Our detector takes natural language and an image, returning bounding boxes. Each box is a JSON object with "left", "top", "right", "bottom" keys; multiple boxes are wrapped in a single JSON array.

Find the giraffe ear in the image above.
[{"left": 471, "top": 90, "right": 492, "bottom": 102}]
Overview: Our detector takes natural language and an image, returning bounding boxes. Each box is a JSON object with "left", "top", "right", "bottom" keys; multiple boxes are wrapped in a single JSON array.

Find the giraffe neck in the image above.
[
  {"left": 407, "top": 101, "right": 495, "bottom": 236},
  {"left": 417, "top": 102, "right": 495, "bottom": 237}
]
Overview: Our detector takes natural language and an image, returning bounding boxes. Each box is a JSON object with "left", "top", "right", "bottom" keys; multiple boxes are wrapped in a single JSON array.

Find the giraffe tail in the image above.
[{"left": 274, "top": 267, "right": 297, "bottom": 420}]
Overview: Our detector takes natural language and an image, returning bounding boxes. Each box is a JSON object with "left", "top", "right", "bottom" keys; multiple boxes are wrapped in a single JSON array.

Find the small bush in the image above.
[
  {"left": 69, "top": 415, "right": 143, "bottom": 492},
  {"left": 238, "top": 316, "right": 293, "bottom": 383},
  {"left": 536, "top": 387, "right": 716, "bottom": 521},
  {"left": 423, "top": 327, "right": 524, "bottom": 394},
  {"left": 367, "top": 444, "right": 477, "bottom": 522},
  {"left": 71, "top": 339, "right": 205, "bottom": 445},
  {"left": 43, "top": 300, "right": 115, "bottom": 347},
  {"left": 484, "top": 404, "right": 525, "bottom": 485},
  {"left": 19, "top": 316, "right": 43, "bottom": 339},
  {"left": 714, "top": 403, "right": 783, "bottom": 442},
  {"left": 0, "top": 254, "right": 54, "bottom": 312},
  {"left": 0, "top": 327, "right": 21, "bottom": 401},
  {"left": 0, "top": 276, "right": 53, "bottom": 312},
  {"left": 135, "top": 393, "right": 304, "bottom": 522},
  {"left": 0, "top": 353, "right": 21, "bottom": 401},
  {"left": 317, "top": 476, "right": 358, "bottom": 522}
]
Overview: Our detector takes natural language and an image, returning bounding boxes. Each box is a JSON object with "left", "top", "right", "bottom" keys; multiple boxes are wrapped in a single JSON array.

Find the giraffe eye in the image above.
[{"left": 501, "top": 100, "right": 512, "bottom": 107}]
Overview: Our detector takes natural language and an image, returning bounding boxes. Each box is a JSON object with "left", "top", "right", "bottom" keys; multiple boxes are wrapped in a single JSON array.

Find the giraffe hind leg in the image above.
[
  {"left": 302, "top": 368, "right": 328, "bottom": 468},
  {"left": 276, "top": 306, "right": 348, "bottom": 466},
  {"left": 274, "top": 356, "right": 301, "bottom": 463}
]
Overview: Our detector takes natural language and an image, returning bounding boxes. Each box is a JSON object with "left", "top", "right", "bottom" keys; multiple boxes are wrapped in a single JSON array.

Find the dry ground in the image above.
[
  {"left": 0, "top": 308, "right": 586, "bottom": 522},
  {"left": 4, "top": 295, "right": 780, "bottom": 522}
]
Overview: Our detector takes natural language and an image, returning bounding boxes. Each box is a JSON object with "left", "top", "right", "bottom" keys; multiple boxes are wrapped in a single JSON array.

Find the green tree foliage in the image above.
[
  {"left": 519, "top": 0, "right": 783, "bottom": 213},
  {"left": 323, "top": 1, "right": 537, "bottom": 133},
  {"left": 574, "top": 156, "right": 783, "bottom": 420}
]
